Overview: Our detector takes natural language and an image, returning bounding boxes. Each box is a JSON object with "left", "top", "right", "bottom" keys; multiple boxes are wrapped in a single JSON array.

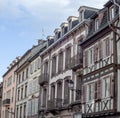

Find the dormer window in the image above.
[
  {"left": 110, "top": 6, "right": 115, "bottom": 20},
  {"left": 54, "top": 29, "right": 61, "bottom": 40},
  {"left": 95, "top": 18, "right": 99, "bottom": 31},
  {"left": 62, "top": 26, "right": 68, "bottom": 36}
]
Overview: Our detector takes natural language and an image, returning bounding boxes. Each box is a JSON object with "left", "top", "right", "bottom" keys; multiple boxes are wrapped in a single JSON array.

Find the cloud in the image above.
[{"left": 0, "top": 0, "right": 109, "bottom": 20}]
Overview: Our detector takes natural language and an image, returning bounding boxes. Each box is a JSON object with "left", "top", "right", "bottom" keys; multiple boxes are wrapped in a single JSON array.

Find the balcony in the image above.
[
  {"left": 47, "top": 98, "right": 62, "bottom": 110},
  {"left": 39, "top": 73, "right": 49, "bottom": 86},
  {"left": 47, "top": 98, "right": 62, "bottom": 115},
  {"left": 3, "top": 98, "right": 10, "bottom": 106},
  {"left": 70, "top": 55, "right": 83, "bottom": 71}
]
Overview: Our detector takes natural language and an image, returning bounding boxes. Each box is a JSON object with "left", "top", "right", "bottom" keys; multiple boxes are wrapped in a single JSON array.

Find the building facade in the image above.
[
  {"left": 81, "top": 0, "right": 120, "bottom": 118},
  {"left": 38, "top": 6, "right": 98, "bottom": 118},
  {"left": 15, "top": 49, "right": 31, "bottom": 118},
  {"left": 27, "top": 40, "right": 47, "bottom": 118},
  {"left": 2, "top": 57, "right": 20, "bottom": 118}
]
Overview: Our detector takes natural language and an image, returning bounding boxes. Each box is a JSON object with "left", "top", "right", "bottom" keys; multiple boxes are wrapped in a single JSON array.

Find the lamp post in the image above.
[{"left": 68, "top": 79, "right": 81, "bottom": 94}]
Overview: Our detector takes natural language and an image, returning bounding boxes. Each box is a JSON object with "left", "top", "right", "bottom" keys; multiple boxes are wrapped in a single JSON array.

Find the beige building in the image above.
[{"left": 1, "top": 57, "right": 20, "bottom": 118}]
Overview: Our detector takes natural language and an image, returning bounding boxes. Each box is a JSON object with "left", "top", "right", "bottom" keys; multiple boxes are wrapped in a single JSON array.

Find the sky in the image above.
[{"left": 0, "top": 0, "right": 108, "bottom": 82}]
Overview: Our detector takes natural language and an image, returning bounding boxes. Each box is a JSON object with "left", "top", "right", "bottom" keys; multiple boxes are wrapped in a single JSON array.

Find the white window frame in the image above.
[
  {"left": 88, "top": 47, "right": 94, "bottom": 66},
  {"left": 102, "top": 76, "right": 110, "bottom": 98},
  {"left": 110, "top": 6, "right": 115, "bottom": 20},
  {"left": 95, "top": 18, "right": 99, "bottom": 31}
]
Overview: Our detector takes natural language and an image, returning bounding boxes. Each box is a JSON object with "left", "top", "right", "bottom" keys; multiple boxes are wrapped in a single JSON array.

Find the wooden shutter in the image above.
[
  {"left": 99, "top": 41, "right": 102, "bottom": 60},
  {"left": 97, "top": 79, "right": 101, "bottom": 99},
  {"left": 82, "top": 85, "right": 86, "bottom": 103},
  {"left": 106, "top": 38, "right": 110, "bottom": 57},
  {"left": 110, "top": 75, "right": 114, "bottom": 97},
  {"left": 94, "top": 82, "right": 98, "bottom": 99},
  {"left": 94, "top": 44, "right": 98, "bottom": 62}
]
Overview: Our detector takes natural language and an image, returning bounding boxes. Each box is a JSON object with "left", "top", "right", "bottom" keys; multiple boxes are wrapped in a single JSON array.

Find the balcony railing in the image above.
[
  {"left": 3, "top": 98, "right": 10, "bottom": 106},
  {"left": 70, "top": 55, "right": 83, "bottom": 70},
  {"left": 47, "top": 98, "right": 62, "bottom": 110},
  {"left": 39, "top": 73, "right": 49, "bottom": 86}
]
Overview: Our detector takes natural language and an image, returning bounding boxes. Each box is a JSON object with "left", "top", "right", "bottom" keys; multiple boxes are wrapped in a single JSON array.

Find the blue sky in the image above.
[{"left": 0, "top": 0, "right": 108, "bottom": 81}]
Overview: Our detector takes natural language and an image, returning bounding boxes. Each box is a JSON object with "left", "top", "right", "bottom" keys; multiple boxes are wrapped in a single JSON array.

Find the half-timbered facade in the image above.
[{"left": 81, "top": 1, "right": 120, "bottom": 117}]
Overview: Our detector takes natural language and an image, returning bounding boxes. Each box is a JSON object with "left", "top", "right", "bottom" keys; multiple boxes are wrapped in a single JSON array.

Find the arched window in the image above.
[{"left": 64, "top": 76, "right": 71, "bottom": 104}]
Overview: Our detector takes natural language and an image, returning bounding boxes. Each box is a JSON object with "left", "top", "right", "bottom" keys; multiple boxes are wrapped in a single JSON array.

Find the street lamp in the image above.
[{"left": 67, "top": 79, "right": 81, "bottom": 94}]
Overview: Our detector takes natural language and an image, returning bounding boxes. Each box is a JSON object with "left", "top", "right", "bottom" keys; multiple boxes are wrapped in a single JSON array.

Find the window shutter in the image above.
[
  {"left": 84, "top": 50, "right": 88, "bottom": 67},
  {"left": 94, "top": 82, "right": 98, "bottom": 99},
  {"left": 99, "top": 41, "right": 102, "bottom": 60},
  {"left": 94, "top": 45, "right": 98, "bottom": 62},
  {"left": 97, "top": 79, "right": 101, "bottom": 99},
  {"left": 106, "top": 38, "right": 110, "bottom": 57},
  {"left": 110, "top": 75, "right": 114, "bottom": 97},
  {"left": 82, "top": 85, "right": 86, "bottom": 103}
]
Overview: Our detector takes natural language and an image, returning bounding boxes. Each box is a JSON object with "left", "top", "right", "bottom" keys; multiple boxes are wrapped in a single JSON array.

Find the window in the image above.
[
  {"left": 17, "top": 89, "right": 20, "bottom": 101},
  {"left": 95, "top": 19, "right": 99, "bottom": 31},
  {"left": 25, "top": 84, "right": 27, "bottom": 98},
  {"left": 20, "top": 105, "right": 22, "bottom": 118},
  {"left": 6, "top": 90, "right": 11, "bottom": 99},
  {"left": 37, "top": 58, "right": 40, "bottom": 69},
  {"left": 76, "top": 76, "right": 82, "bottom": 100},
  {"left": 12, "top": 87, "right": 14, "bottom": 102},
  {"left": 30, "top": 64, "right": 33, "bottom": 74},
  {"left": 27, "top": 98, "right": 38, "bottom": 116},
  {"left": 16, "top": 106, "right": 18, "bottom": 118},
  {"left": 7, "top": 76, "right": 12, "bottom": 86},
  {"left": 23, "top": 104, "right": 26, "bottom": 118},
  {"left": 110, "top": 6, "right": 115, "bottom": 20},
  {"left": 88, "top": 48, "right": 94, "bottom": 66},
  {"left": 88, "top": 83, "right": 94, "bottom": 101},
  {"left": 103, "top": 38, "right": 110, "bottom": 58},
  {"left": 65, "top": 46, "right": 71, "bottom": 69},
  {"left": 18, "top": 74, "right": 21, "bottom": 84},
  {"left": 78, "top": 38, "right": 83, "bottom": 63},
  {"left": 94, "top": 43, "right": 99, "bottom": 62},
  {"left": 26, "top": 68, "right": 28, "bottom": 79},
  {"left": 52, "top": 56, "right": 56, "bottom": 77},
  {"left": 35, "top": 60, "right": 38, "bottom": 71},
  {"left": 102, "top": 77, "right": 110, "bottom": 98},
  {"left": 57, "top": 81, "right": 62, "bottom": 99},
  {"left": 58, "top": 51, "right": 63, "bottom": 73},
  {"left": 22, "top": 71, "right": 24, "bottom": 81},
  {"left": 21, "top": 86, "right": 23, "bottom": 99},
  {"left": 64, "top": 78, "right": 70, "bottom": 104},
  {"left": 51, "top": 85, "right": 55, "bottom": 100},
  {"left": 44, "top": 61, "right": 48, "bottom": 74},
  {"left": 43, "top": 88, "right": 47, "bottom": 107}
]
